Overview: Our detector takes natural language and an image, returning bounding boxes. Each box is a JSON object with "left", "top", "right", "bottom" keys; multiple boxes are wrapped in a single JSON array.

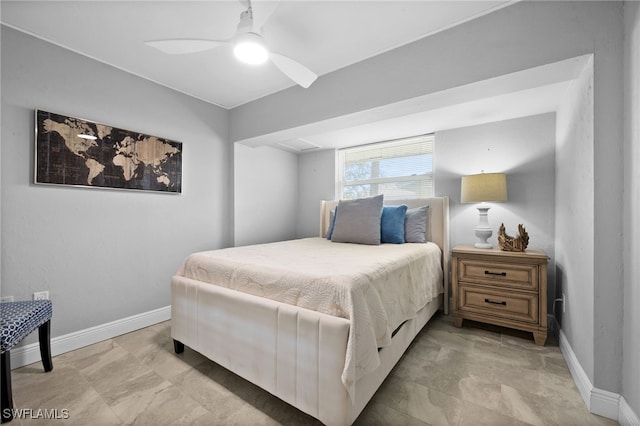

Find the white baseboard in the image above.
[
  {"left": 9, "top": 305, "right": 171, "bottom": 369},
  {"left": 591, "top": 387, "right": 621, "bottom": 420},
  {"left": 559, "top": 329, "right": 640, "bottom": 424},
  {"left": 620, "top": 397, "right": 640, "bottom": 426},
  {"left": 558, "top": 329, "right": 594, "bottom": 408}
]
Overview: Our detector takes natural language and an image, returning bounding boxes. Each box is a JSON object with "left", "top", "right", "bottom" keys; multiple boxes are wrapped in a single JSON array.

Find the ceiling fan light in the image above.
[{"left": 234, "top": 33, "right": 269, "bottom": 65}]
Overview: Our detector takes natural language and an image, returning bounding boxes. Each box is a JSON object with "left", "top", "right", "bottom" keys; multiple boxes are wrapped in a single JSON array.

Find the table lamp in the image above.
[{"left": 460, "top": 172, "right": 507, "bottom": 249}]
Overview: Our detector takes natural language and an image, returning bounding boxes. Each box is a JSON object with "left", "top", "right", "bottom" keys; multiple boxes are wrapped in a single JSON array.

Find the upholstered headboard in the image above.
[{"left": 319, "top": 197, "right": 450, "bottom": 314}]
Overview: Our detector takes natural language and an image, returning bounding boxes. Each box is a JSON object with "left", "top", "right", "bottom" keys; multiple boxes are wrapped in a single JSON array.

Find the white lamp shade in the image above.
[{"left": 460, "top": 173, "right": 507, "bottom": 203}]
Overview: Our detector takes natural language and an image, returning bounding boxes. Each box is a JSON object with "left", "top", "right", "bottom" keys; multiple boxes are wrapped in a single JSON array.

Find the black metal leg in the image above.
[
  {"left": 38, "top": 321, "right": 53, "bottom": 372},
  {"left": 173, "top": 339, "right": 184, "bottom": 354},
  {"left": 1, "top": 351, "right": 13, "bottom": 423}
]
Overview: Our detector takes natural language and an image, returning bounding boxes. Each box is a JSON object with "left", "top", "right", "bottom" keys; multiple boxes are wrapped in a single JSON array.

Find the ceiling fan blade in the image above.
[
  {"left": 250, "top": 0, "right": 280, "bottom": 32},
  {"left": 145, "top": 39, "right": 229, "bottom": 55},
  {"left": 270, "top": 52, "right": 317, "bottom": 88}
]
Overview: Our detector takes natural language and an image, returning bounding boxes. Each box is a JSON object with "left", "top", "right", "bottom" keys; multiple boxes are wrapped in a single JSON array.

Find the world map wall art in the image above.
[{"left": 35, "top": 110, "right": 182, "bottom": 193}]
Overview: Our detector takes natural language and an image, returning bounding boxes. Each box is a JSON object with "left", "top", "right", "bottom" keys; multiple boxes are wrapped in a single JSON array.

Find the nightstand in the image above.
[{"left": 451, "top": 244, "right": 549, "bottom": 346}]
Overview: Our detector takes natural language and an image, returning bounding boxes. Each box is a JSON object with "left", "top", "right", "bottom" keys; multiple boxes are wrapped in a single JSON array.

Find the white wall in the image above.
[
  {"left": 233, "top": 144, "right": 298, "bottom": 246},
  {"left": 435, "top": 113, "right": 556, "bottom": 305},
  {"left": 296, "top": 149, "right": 336, "bottom": 238},
  {"left": 623, "top": 0, "right": 640, "bottom": 418},
  {"left": 555, "top": 58, "right": 595, "bottom": 381},
  {"left": 1, "top": 26, "right": 231, "bottom": 340}
]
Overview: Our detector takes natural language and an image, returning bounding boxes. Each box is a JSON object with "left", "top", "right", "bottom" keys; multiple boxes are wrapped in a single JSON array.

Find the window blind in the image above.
[{"left": 338, "top": 134, "right": 434, "bottom": 200}]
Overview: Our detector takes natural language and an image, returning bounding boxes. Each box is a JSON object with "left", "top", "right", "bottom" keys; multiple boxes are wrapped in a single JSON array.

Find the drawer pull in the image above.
[
  {"left": 484, "top": 298, "right": 507, "bottom": 306},
  {"left": 485, "top": 270, "right": 507, "bottom": 277}
]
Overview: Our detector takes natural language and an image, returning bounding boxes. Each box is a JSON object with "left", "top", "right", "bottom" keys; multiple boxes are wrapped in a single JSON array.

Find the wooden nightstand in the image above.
[{"left": 451, "top": 244, "right": 549, "bottom": 346}]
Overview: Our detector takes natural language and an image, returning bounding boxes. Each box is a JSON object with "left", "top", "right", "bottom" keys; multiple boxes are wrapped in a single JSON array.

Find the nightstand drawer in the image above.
[
  {"left": 458, "top": 285, "right": 539, "bottom": 323},
  {"left": 457, "top": 259, "right": 538, "bottom": 290}
]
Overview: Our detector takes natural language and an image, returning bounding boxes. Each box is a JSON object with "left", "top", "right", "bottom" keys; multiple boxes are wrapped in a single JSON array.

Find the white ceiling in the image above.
[{"left": 1, "top": 0, "right": 514, "bottom": 109}]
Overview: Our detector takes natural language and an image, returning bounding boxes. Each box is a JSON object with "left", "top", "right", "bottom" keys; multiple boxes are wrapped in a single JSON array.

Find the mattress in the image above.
[{"left": 176, "top": 237, "right": 443, "bottom": 398}]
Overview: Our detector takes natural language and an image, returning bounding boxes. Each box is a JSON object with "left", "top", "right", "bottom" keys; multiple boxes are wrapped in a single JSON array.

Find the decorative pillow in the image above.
[
  {"left": 404, "top": 205, "right": 429, "bottom": 243},
  {"left": 326, "top": 208, "right": 337, "bottom": 240},
  {"left": 331, "top": 194, "right": 384, "bottom": 245},
  {"left": 381, "top": 205, "right": 408, "bottom": 244}
]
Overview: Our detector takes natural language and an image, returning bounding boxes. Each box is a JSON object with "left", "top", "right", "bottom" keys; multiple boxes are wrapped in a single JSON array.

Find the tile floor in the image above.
[{"left": 9, "top": 314, "right": 618, "bottom": 425}]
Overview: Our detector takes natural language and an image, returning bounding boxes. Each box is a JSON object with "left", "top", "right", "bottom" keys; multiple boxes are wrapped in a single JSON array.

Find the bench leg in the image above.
[
  {"left": 173, "top": 339, "right": 184, "bottom": 354},
  {"left": 38, "top": 321, "right": 53, "bottom": 373},
  {"left": 1, "top": 351, "right": 13, "bottom": 423}
]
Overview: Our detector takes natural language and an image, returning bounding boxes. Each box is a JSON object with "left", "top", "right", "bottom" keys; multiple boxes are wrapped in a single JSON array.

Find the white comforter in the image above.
[{"left": 176, "top": 237, "right": 443, "bottom": 398}]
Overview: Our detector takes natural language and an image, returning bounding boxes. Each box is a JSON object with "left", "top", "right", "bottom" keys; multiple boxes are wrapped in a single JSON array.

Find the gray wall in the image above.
[
  {"left": 234, "top": 144, "right": 298, "bottom": 246},
  {"left": 234, "top": 146, "right": 335, "bottom": 244},
  {"left": 555, "top": 58, "right": 595, "bottom": 380},
  {"left": 230, "top": 0, "right": 628, "bottom": 407},
  {"left": 296, "top": 149, "right": 336, "bottom": 238},
  {"left": 1, "top": 26, "right": 231, "bottom": 340},
  {"left": 623, "top": 0, "right": 640, "bottom": 417},
  {"left": 587, "top": 3, "right": 624, "bottom": 395},
  {"left": 435, "top": 113, "right": 556, "bottom": 304}
]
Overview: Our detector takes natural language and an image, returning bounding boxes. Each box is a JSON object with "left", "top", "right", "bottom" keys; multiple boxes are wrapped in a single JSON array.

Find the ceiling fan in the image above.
[{"left": 145, "top": 0, "right": 317, "bottom": 88}]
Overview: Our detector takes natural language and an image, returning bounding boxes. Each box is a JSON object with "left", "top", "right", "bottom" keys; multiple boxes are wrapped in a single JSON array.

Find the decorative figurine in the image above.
[{"left": 498, "top": 223, "right": 529, "bottom": 252}]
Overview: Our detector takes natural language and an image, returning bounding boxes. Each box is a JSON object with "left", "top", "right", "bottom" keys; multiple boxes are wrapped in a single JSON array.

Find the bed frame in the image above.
[{"left": 171, "top": 197, "right": 449, "bottom": 425}]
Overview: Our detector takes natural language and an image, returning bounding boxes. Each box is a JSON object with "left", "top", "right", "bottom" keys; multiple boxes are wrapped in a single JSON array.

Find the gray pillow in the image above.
[
  {"left": 331, "top": 194, "right": 384, "bottom": 245},
  {"left": 404, "top": 205, "right": 429, "bottom": 243}
]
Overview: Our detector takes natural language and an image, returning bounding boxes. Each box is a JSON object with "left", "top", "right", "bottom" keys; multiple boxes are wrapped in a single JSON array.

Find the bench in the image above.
[{"left": 0, "top": 300, "right": 53, "bottom": 423}]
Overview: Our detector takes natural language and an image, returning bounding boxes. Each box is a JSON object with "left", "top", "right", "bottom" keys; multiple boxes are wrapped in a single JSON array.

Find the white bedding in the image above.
[{"left": 176, "top": 237, "right": 443, "bottom": 398}]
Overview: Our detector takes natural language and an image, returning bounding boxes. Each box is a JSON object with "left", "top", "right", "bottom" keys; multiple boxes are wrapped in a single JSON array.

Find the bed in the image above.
[{"left": 171, "top": 196, "right": 449, "bottom": 425}]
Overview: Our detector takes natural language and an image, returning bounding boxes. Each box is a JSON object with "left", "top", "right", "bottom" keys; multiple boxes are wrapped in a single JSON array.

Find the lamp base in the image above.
[
  {"left": 474, "top": 242, "right": 493, "bottom": 249},
  {"left": 474, "top": 206, "right": 494, "bottom": 249}
]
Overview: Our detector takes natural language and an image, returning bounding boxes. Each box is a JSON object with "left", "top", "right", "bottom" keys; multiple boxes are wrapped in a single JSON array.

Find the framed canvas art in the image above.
[{"left": 35, "top": 110, "right": 182, "bottom": 193}]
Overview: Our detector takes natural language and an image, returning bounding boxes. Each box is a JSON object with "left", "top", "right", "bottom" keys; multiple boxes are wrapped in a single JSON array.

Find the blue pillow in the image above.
[
  {"left": 326, "top": 208, "right": 337, "bottom": 240},
  {"left": 381, "top": 205, "right": 408, "bottom": 244}
]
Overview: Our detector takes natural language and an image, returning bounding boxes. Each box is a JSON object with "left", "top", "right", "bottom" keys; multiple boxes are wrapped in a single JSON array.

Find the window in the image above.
[{"left": 338, "top": 134, "right": 434, "bottom": 200}]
